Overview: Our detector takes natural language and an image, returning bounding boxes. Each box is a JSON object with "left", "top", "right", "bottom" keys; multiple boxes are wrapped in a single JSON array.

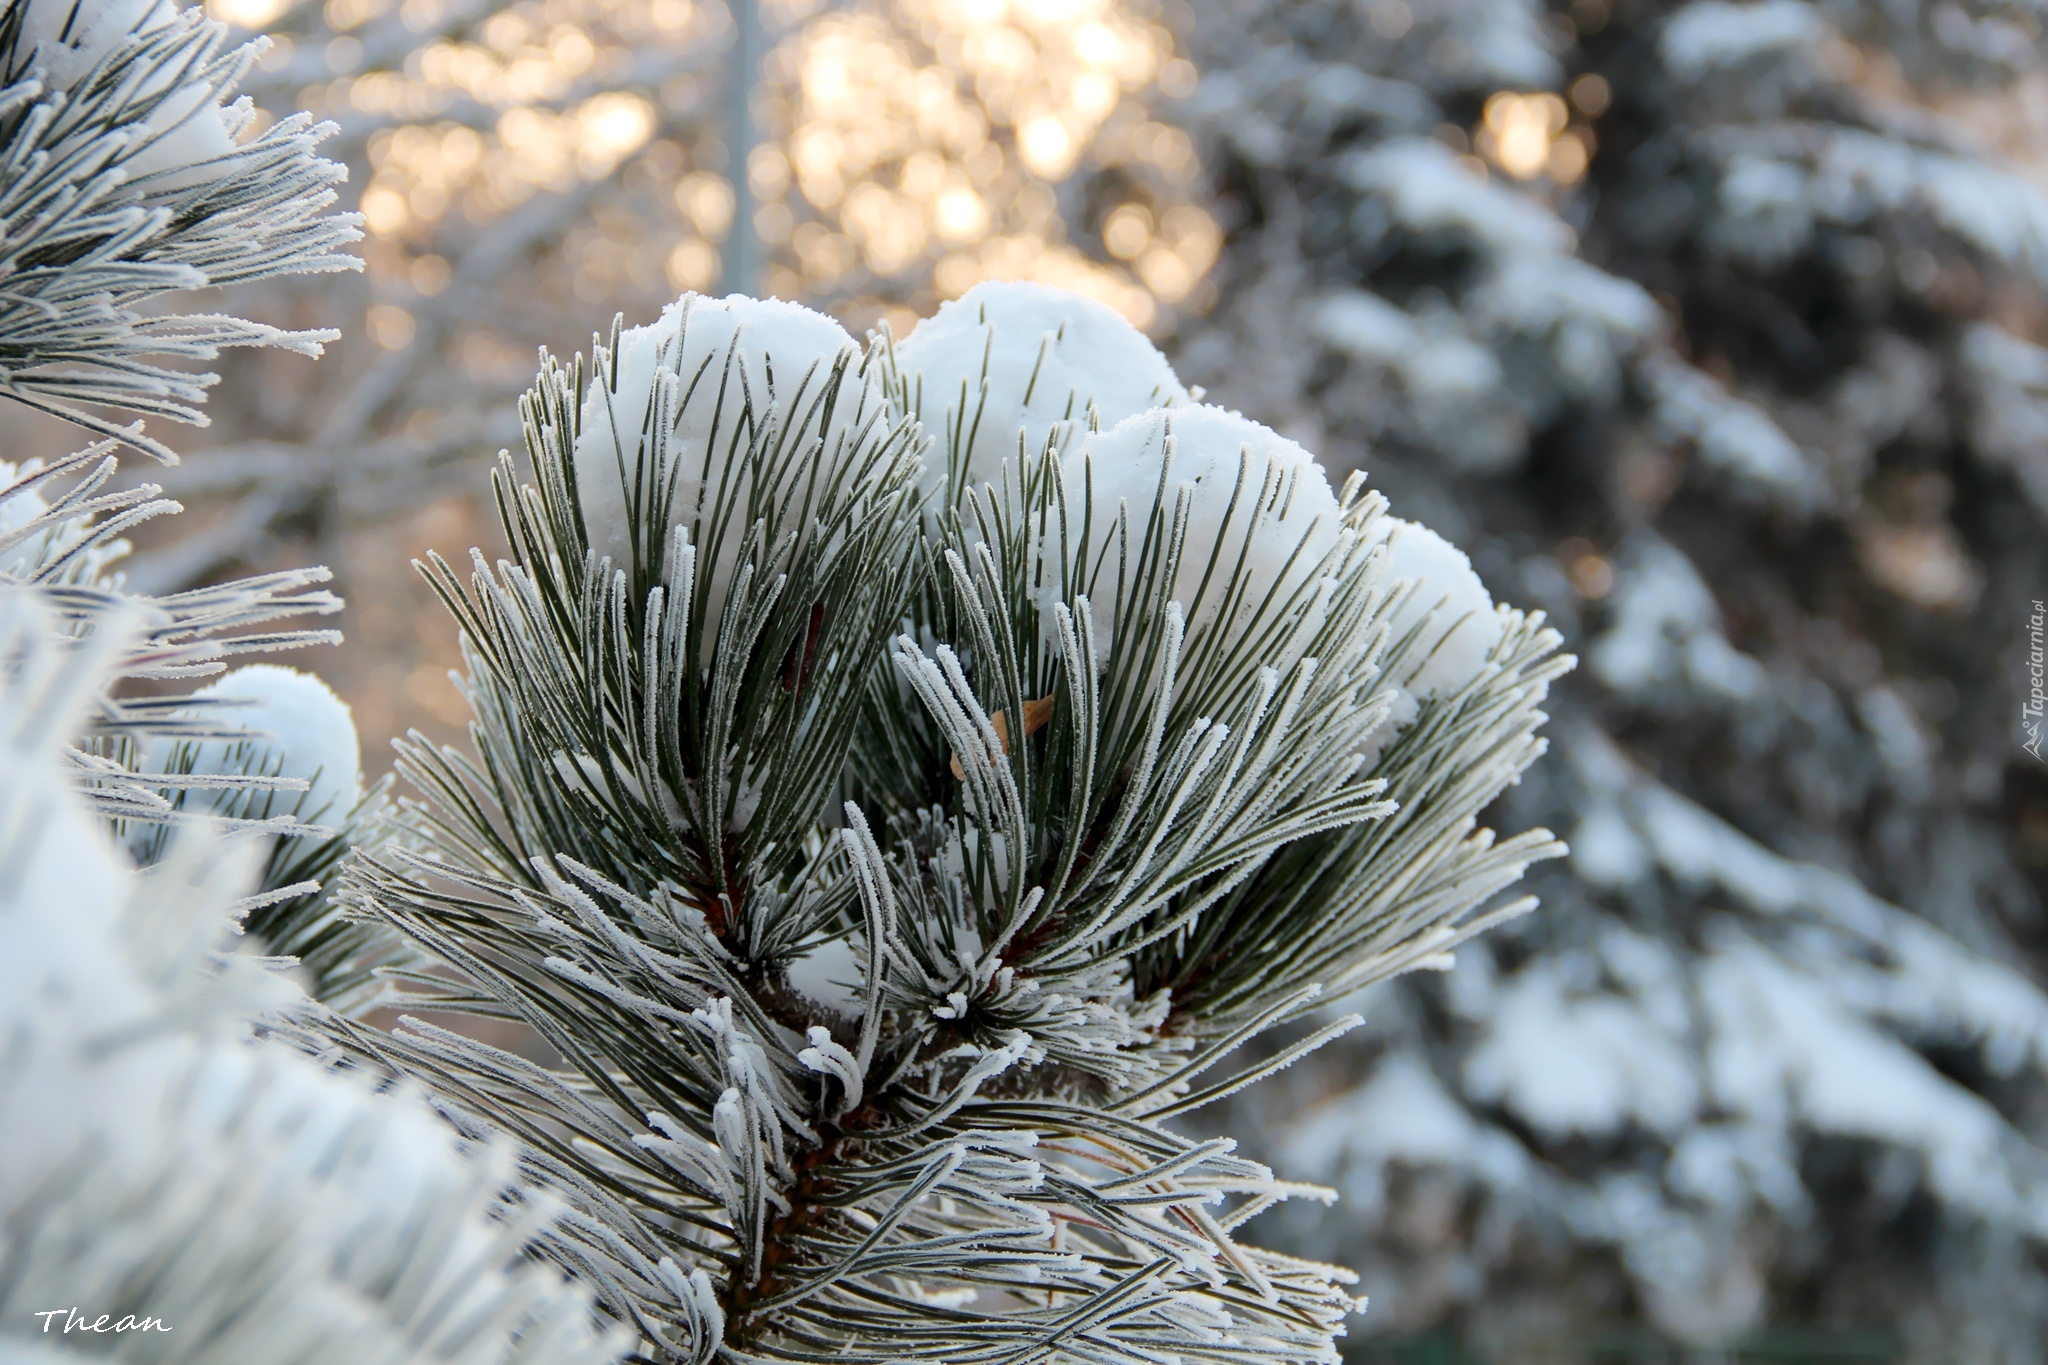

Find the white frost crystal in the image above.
[
  {"left": 147, "top": 664, "right": 364, "bottom": 824},
  {"left": 1064, "top": 404, "right": 1346, "bottom": 655},
  {"left": 894, "top": 281, "right": 1189, "bottom": 507},
  {"left": 572, "top": 293, "right": 892, "bottom": 659}
]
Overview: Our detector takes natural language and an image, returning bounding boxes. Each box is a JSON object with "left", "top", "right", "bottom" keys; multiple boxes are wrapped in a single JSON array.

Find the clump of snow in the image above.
[
  {"left": 1469, "top": 255, "right": 1662, "bottom": 405},
  {"left": 1639, "top": 354, "right": 1823, "bottom": 513},
  {"left": 1313, "top": 291, "right": 1525, "bottom": 473},
  {"left": 1960, "top": 323, "right": 2048, "bottom": 518},
  {"left": 891, "top": 281, "right": 1189, "bottom": 507},
  {"left": 1855, "top": 685, "right": 1932, "bottom": 789},
  {"left": 1062, "top": 405, "right": 1345, "bottom": 657},
  {"left": 1709, "top": 155, "right": 1816, "bottom": 264},
  {"left": 1463, "top": 952, "right": 1701, "bottom": 1139},
  {"left": 1589, "top": 534, "right": 1768, "bottom": 704},
  {"left": 1659, "top": 0, "right": 1824, "bottom": 80},
  {"left": 1666, "top": 1122, "right": 1807, "bottom": 1215},
  {"left": 1452, "top": 0, "right": 1564, "bottom": 89},
  {"left": 1279, "top": 1050, "right": 1539, "bottom": 1231},
  {"left": 1367, "top": 517, "right": 1504, "bottom": 699},
  {"left": 19, "top": 0, "right": 240, "bottom": 190},
  {"left": 1314, "top": 291, "right": 1431, "bottom": 365},
  {"left": 1340, "top": 139, "right": 1575, "bottom": 257},
  {"left": 1345, "top": 517, "right": 1505, "bottom": 769},
  {"left": 144, "top": 664, "right": 363, "bottom": 825},
  {"left": 571, "top": 292, "right": 892, "bottom": 660},
  {"left": 1571, "top": 802, "right": 1655, "bottom": 888},
  {"left": 787, "top": 935, "right": 864, "bottom": 1018}
]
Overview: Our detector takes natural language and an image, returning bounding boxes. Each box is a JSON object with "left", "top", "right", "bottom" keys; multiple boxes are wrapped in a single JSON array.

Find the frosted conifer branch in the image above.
[
  {"left": 0, "top": 0, "right": 361, "bottom": 462},
  {"left": 309, "top": 284, "right": 1568, "bottom": 1360},
  {"left": 0, "top": 589, "right": 627, "bottom": 1364}
]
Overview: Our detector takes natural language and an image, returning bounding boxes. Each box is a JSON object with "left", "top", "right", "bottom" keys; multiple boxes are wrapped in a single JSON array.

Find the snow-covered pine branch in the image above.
[
  {"left": 0, "top": 0, "right": 371, "bottom": 923},
  {"left": 0, "top": 0, "right": 361, "bottom": 462},
  {"left": 315, "top": 282, "right": 1569, "bottom": 1361},
  {"left": 0, "top": 589, "right": 627, "bottom": 1364},
  {"left": 0, "top": 446, "right": 360, "bottom": 892}
]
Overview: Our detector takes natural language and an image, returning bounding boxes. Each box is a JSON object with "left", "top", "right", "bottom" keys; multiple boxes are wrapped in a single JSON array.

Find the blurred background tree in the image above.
[
  {"left": 43, "top": 0, "right": 2048, "bottom": 1355},
  {"left": 1167, "top": 0, "right": 2048, "bottom": 1361}
]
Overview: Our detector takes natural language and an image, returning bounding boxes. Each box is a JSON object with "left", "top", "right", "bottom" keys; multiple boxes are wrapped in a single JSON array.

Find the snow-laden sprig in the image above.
[
  {"left": 885, "top": 279, "right": 1191, "bottom": 509},
  {"left": 864, "top": 359, "right": 1571, "bottom": 1052},
  {"left": 2, "top": 448, "right": 377, "bottom": 1014},
  {"left": 569, "top": 293, "right": 905, "bottom": 671},
  {"left": 125, "top": 663, "right": 414, "bottom": 1012},
  {"left": 0, "top": 0, "right": 361, "bottom": 461},
  {"left": 0, "top": 449, "right": 345, "bottom": 835},
  {"left": 406, "top": 290, "right": 923, "bottom": 963},
  {"left": 314, "top": 284, "right": 1567, "bottom": 1362},
  {"left": 0, "top": 0, "right": 362, "bottom": 876},
  {"left": 0, "top": 587, "right": 628, "bottom": 1365}
]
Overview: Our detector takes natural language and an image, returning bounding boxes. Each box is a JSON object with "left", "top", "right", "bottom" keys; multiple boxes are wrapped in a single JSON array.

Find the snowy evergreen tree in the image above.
[
  {"left": 1170, "top": 0, "right": 2048, "bottom": 1356},
  {"left": 294, "top": 280, "right": 1571, "bottom": 1361}
]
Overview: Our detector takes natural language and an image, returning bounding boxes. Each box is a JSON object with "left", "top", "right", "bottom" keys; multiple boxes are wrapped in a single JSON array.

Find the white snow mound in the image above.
[
  {"left": 145, "top": 664, "right": 363, "bottom": 825},
  {"left": 894, "top": 281, "right": 1189, "bottom": 508},
  {"left": 1062, "top": 405, "right": 1345, "bottom": 658},
  {"left": 571, "top": 292, "right": 893, "bottom": 665}
]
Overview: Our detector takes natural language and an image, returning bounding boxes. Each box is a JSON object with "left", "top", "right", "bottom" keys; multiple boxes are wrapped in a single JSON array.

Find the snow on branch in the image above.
[
  {"left": 301, "top": 282, "right": 1570, "bottom": 1361},
  {"left": 0, "top": 0, "right": 362, "bottom": 461},
  {"left": 0, "top": 589, "right": 627, "bottom": 1364}
]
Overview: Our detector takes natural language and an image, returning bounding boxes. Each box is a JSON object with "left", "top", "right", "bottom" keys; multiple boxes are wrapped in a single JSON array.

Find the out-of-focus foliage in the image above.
[
  {"left": 753, "top": 0, "right": 1217, "bottom": 333},
  {"left": 143, "top": 0, "right": 1223, "bottom": 766},
  {"left": 1167, "top": 0, "right": 2048, "bottom": 1358},
  {"left": 151, "top": 0, "right": 725, "bottom": 593}
]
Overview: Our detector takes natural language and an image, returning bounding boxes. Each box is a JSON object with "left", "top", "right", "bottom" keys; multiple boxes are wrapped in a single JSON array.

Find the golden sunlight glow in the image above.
[
  {"left": 1017, "top": 115, "right": 1076, "bottom": 179},
  {"left": 366, "top": 302, "right": 417, "bottom": 349},
  {"left": 675, "top": 172, "right": 735, "bottom": 238},
  {"left": 1102, "top": 203, "right": 1150, "bottom": 259},
  {"left": 758, "top": 0, "right": 1212, "bottom": 328},
  {"left": 206, "top": 0, "right": 290, "bottom": 28},
  {"left": 1478, "top": 91, "right": 1578, "bottom": 182},
  {"left": 576, "top": 91, "right": 658, "bottom": 175},
  {"left": 934, "top": 186, "right": 991, "bottom": 242},
  {"left": 328, "top": 0, "right": 1207, "bottom": 344},
  {"left": 668, "top": 238, "right": 719, "bottom": 291}
]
